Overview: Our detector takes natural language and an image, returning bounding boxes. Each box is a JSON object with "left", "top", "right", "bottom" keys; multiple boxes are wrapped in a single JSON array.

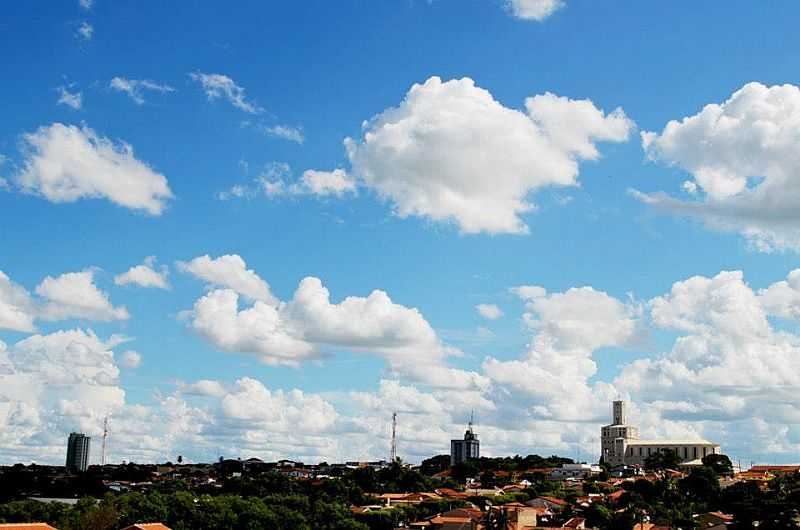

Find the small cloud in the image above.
[
  {"left": 294, "top": 169, "right": 356, "bottom": 197},
  {"left": 79, "top": 0, "right": 93, "bottom": 10},
  {"left": 506, "top": 0, "right": 565, "bottom": 21},
  {"left": 114, "top": 256, "right": 170, "bottom": 289},
  {"left": 178, "top": 379, "right": 227, "bottom": 397},
  {"left": 510, "top": 285, "right": 547, "bottom": 300},
  {"left": 189, "top": 72, "right": 262, "bottom": 114},
  {"left": 476, "top": 303, "right": 503, "bottom": 320},
  {"left": 119, "top": 350, "right": 142, "bottom": 369},
  {"left": 682, "top": 180, "right": 698, "bottom": 195},
  {"left": 219, "top": 164, "right": 356, "bottom": 200},
  {"left": 56, "top": 86, "right": 82, "bottom": 110},
  {"left": 262, "top": 124, "right": 305, "bottom": 144},
  {"left": 110, "top": 77, "right": 175, "bottom": 105},
  {"left": 76, "top": 21, "right": 93, "bottom": 41},
  {"left": 476, "top": 326, "right": 495, "bottom": 339},
  {"left": 0, "top": 155, "right": 7, "bottom": 190},
  {"left": 553, "top": 193, "right": 573, "bottom": 205}
]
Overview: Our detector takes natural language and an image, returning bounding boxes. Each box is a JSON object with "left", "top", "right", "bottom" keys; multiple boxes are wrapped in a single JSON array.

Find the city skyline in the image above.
[{"left": 3, "top": 0, "right": 800, "bottom": 468}]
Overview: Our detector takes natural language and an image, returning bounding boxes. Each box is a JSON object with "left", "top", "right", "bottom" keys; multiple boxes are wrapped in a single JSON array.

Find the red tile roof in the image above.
[
  {"left": 435, "top": 487, "right": 469, "bottom": 498},
  {"left": 121, "top": 524, "right": 172, "bottom": 530},
  {"left": 749, "top": 465, "right": 800, "bottom": 473},
  {"left": 537, "top": 495, "right": 568, "bottom": 506}
]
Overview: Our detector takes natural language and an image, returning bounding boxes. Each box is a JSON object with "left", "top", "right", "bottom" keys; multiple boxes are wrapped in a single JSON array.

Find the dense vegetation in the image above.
[
  {"left": 586, "top": 462, "right": 800, "bottom": 529},
  {"left": 0, "top": 455, "right": 798, "bottom": 529},
  {"left": 0, "top": 461, "right": 458, "bottom": 530}
]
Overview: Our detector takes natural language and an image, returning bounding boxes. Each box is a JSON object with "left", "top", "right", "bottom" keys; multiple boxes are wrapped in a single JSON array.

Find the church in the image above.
[{"left": 600, "top": 401, "right": 721, "bottom": 467}]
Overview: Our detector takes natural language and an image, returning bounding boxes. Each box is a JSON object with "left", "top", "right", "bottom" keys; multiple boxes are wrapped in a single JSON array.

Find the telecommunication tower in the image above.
[
  {"left": 390, "top": 412, "right": 398, "bottom": 462},
  {"left": 101, "top": 415, "right": 109, "bottom": 466}
]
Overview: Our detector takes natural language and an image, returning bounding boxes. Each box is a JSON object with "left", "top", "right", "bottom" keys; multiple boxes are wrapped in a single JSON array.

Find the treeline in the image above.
[
  {"left": 0, "top": 462, "right": 454, "bottom": 530},
  {"left": 0, "top": 492, "right": 366, "bottom": 530},
  {"left": 420, "top": 453, "right": 574, "bottom": 477},
  {"left": 584, "top": 467, "right": 800, "bottom": 529}
]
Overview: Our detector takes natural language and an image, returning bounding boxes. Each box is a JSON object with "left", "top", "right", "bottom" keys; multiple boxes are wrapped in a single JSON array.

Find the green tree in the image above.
[
  {"left": 420, "top": 455, "right": 450, "bottom": 476},
  {"left": 644, "top": 449, "right": 682, "bottom": 471},
  {"left": 702, "top": 454, "right": 734, "bottom": 477}
]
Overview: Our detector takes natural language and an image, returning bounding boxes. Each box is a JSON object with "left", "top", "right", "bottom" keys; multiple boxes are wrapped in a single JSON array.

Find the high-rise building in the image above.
[
  {"left": 450, "top": 417, "right": 480, "bottom": 466},
  {"left": 66, "top": 432, "right": 91, "bottom": 473}
]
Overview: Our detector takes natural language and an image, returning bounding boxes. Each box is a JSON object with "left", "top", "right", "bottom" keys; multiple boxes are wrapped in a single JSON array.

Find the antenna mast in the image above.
[
  {"left": 101, "top": 415, "right": 108, "bottom": 466},
  {"left": 390, "top": 412, "right": 397, "bottom": 462}
]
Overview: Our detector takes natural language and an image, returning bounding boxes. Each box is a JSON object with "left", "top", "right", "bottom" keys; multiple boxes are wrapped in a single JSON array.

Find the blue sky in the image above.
[{"left": 2, "top": 0, "right": 800, "bottom": 466}]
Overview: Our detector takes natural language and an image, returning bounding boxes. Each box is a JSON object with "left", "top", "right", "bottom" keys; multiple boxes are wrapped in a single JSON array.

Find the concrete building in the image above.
[
  {"left": 450, "top": 419, "right": 479, "bottom": 466},
  {"left": 600, "top": 401, "right": 720, "bottom": 467},
  {"left": 550, "top": 463, "right": 602, "bottom": 480},
  {"left": 66, "top": 432, "right": 90, "bottom": 473}
]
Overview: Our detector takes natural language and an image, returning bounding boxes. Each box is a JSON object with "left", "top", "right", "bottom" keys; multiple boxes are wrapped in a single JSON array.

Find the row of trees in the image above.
[
  {"left": 419, "top": 454, "right": 575, "bottom": 477},
  {"left": 590, "top": 461, "right": 800, "bottom": 529},
  {"left": 0, "top": 492, "right": 367, "bottom": 530}
]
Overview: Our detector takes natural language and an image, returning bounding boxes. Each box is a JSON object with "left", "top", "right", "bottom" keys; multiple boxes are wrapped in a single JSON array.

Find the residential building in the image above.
[
  {"left": 450, "top": 418, "right": 479, "bottom": 466},
  {"left": 495, "top": 503, "right": 538, "bottom": 530},
  {"left": 409, "top": 507, "right": 483, "bottom": 530},
  {"left": 550, "top": 463, "right": 602, "bottom": 480},
  {"left": 600, "top": 400, "right": 721, "bottom": 466},
  {"left": 65, "top": 432, "right": 90, "bottom": 473}
]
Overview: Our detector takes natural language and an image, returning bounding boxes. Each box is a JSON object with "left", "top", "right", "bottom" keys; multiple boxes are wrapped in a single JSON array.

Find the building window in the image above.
[
  {"left": 703, "top": 447, "right": 707, "bottom": 457},
  {"left": 693, "top": 447, "right": 697, "bottom": 458},
  {"left": 683, "top": 447, "right": 687, "bottom": 458},
  {"left": 639, "top": 447, "right": 642, "bottom": 456}
]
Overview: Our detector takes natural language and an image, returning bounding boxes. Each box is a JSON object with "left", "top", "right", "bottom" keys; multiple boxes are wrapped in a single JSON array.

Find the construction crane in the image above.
[{"left": 390, "top": 411, "right": 397, "bottom": 463}]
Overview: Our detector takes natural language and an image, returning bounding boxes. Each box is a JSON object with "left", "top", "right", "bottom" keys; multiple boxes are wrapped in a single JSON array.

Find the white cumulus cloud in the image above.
[
  {"left": 15, "top": 123, "right": 173, "bottom": 214},
  {"left": 614, "top": 269, "right": 800, "bottom": 459},
  {"left": 345, "top": 76, "right": 632, "bottom": 234},
  {"left": 637, "top": 82, "right": 800, "bottom": 252},
  {"left": 184, "top": 274, "right": 485, "bottom": 389},
  {"left": 36, "top": 269, "right": 129, "bottom": 322},
  {"left": 476, "top": 303, "right": 503, "bottom": 320},
  {"left": 114, "top": 256, "right": 169, "bottom": 290},
  {"left": 178, "top": 254, "right": 276, "bottom": 304},
  {"left": 484, "top": 285, "right": 639, "bottom": 421},
  {"left": 295, "top": 169, "right": 356, "bottom": 197},
  {"left": 0, "top": 271, "right": 36, "bottom": 332}
]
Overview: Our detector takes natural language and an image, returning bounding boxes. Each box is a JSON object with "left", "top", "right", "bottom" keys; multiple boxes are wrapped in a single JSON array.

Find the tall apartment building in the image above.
[
  {"left": 450, "top": 419, "right": 480, "bottom": 466},
  {"left": 66, "top": 432, "right": 91, "bottom": 473},
  {"left": 600, "top": 401, "right": 720, "bottom": 467}
]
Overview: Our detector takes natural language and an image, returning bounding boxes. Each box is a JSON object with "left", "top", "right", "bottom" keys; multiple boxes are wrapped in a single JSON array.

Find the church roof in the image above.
[{"left": 627, "top": 439, "right": 717, "bottom": 446}]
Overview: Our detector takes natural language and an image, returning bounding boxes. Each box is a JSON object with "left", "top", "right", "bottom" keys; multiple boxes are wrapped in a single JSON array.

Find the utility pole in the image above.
[
  {"left": 101, "top": 415, "right": 109, "bottom": 466},
  {"left": 390, "top": 411, "right": 397, "bottom": 463}
]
